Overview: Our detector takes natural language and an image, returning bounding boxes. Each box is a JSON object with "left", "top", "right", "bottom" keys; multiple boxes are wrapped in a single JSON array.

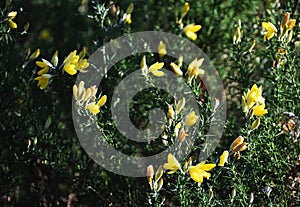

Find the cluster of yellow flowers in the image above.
[
  {"left": 242, "top": 84, "right": 267, "bottom": 117},
  {"left": 146, "top": 81, "right": 258, "bottom": 189},
  {"left": 34, "top": 48, "right": 89, "bottom": 90},
  {"left": 146, "top": 39, "right": 205, "bottom": 87},
  {"left": 139, "top": 37, "right": 208, "bottom": 162},
  {"left": 34, "top": 50, "right": 57, "bottom": 90},
  {"left": 73, "top": 81, "right": 107, "bottom": 115},
  {"left": 63, "top": 48, "right": 89, "bottom": 75},
  {"left": 262, "top": 12, "right": 296, "bottom": 42},
  {"left": 262, "top": 13, "right": 297, "bottom": 70},
  {"left": 242, "top": 84, "right": 268, "bottom": 130},
  {"left": 145, "top": 83, "right": 253, "bottom": 190},
  {"left": 147, "top": 135, "right": 248, "bottom": 189}
]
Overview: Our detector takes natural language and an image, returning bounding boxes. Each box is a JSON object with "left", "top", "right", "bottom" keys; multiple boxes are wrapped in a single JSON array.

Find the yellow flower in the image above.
[
  {"left": 35, "top": 59, "right": 53, "bottom": 90},
  {"left": 36, "top": 60, "right": 50, "bottom": 75},
  {"left": 73, "top": 82, "right": 106, "bottom": 115},
  {"left": 76, "top": 58, "right": 89, "bottom": 73},
  {"left": 63, "top": 50, "right": 79, "bottom": 75},
  {"left": 8, "top": 11, "right": 17, "bottom": 19},
  {"left": 36, "top": 60, "right": 48, "bottom": 68},
  {"left": 34, "top": 74, "right": 51, "bottom": 90},
  {"left": 156, "top": 175, "right": 164, "bottom": 191},
  {"left": 252, "top": 104, "right": 268, "bottom": 116},
  {"left": 158, "top": 41, "right": 167, "bottom": 58},
  {"left": 163, "top": 153, "right": 182, "bottom": 174},
  {"left": 87, "top": 102, "right": 100, "bottom": 115},
  {"left": 140, "top": 56, "right": 164, "bottom": 77},
  {"left": 149, "top": 62, "right": 164, "bottom": 77},
  {"left": 7, "top": 11, "right": 17, "bottom": 29},
  {"left": 64, "top": 64, "right": 77, "bottom": 75},
  {"left": 242, "top": 84, "right": 266, "bottom": 115},
  {"left": 279, "top": 13, "right": 296, "bottom": 42},
  {"left": 37, "top": 67, "right": 49, "bottom": 75},
  {"left": 262, "top": 22, "right": 278, "bottom": 40},
  {"left": 86, "top": 94, "right": 107, "bottom": 115},
  {"left": 286, "top": 30, "right": 294, "bottom": 43},
  {"left": 185, "top": 111, "right": 199, "bottom": 128},
  {"left": 246, "top": 84, "right": 264, "bottom": 108},
  {"left": 189, "top": 161, "right": 216, "bottom": 183},
  {"left": 63, "top": 49, "right": 89, "bottom": 75},
  {"left": 187, "top": 58, "right": 205, "bottom": 82},
  {"left": 170, "top": 62, "right": 183, "bottom": 76},
  {"left": 287, "top": 19, "right": 296, "bottom": 30},
  {"left": 280, "top": 13, "right": 296, "bottom": 32},
  {"left": 183, "top": 23, "right": 201, "bottom": 41},
  {"left": 229, "top": 136, "right": 248, "bottom": 160},
  {"left": 218, "top": 150, "right": 229, "bottom": 167}
]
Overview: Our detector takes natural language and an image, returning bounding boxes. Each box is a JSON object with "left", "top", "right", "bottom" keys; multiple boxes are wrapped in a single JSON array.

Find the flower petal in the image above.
[
  {"left": 97, "top": 95, "right": 107, "bottom": 107},
  {"left": 151, "top": 70, "right": 164, "bottom": 77},
  {"left": 37, "top": 67, "right": 49, "bottom": 75},
  {"left": 252, "top": 104, "right": 268, "bottom": 116},
  {"left": 64, "top": 64, "right": 77, "bottom": 75},
  {"left": 185, "top": 31, "right": 197, "bottom": 41},
  {"left": 189, "top": 166, "right": 204, "bottom": 183},
  {"left": 262, "top": 22, "right": 277, "bottom": 32},
  {"left": 218, "top": 150, "right": 229, "bottom": 167},
  {"left": 170, "top": 62, "right": 183, "bottom": 76},
  {"left": 197, "top": 163, "right": 216, "bottom": 171},
  {"left": 149, "top": 62, "right": 164, "bottom": 71}
]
